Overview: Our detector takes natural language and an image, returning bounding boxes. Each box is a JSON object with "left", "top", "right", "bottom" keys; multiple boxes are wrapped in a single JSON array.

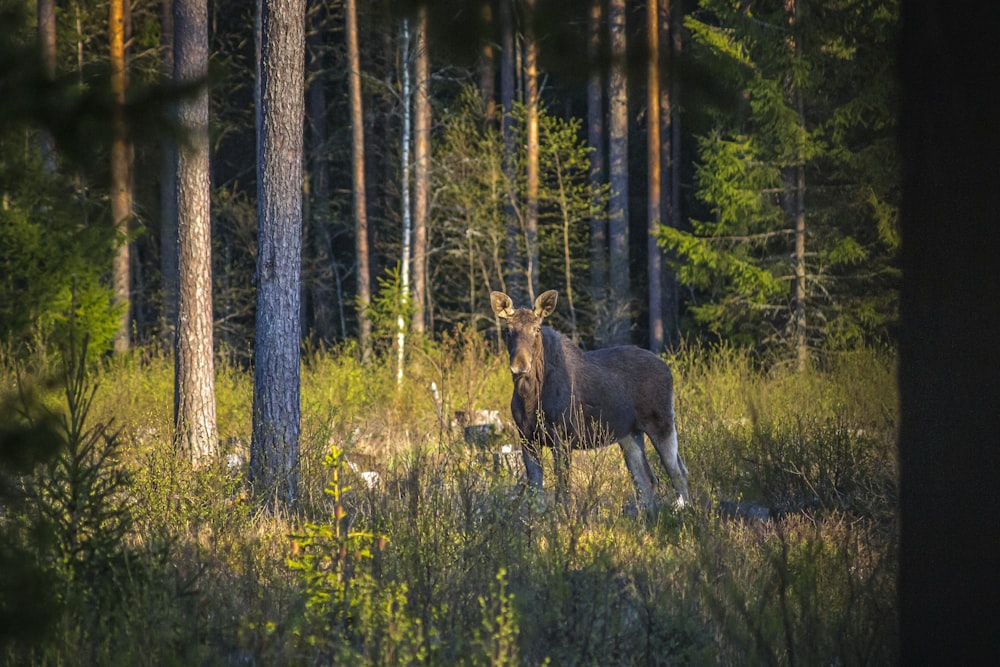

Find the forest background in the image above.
[{"left": 1, "top": 0, "right": 958, "bottom": 664}]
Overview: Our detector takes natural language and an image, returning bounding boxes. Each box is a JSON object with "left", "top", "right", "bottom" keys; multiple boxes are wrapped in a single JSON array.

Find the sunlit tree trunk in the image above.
[
  {"left": 110, "top": 0, "right": 132, "bottom": 353},
  {"left": 787, "top": 0, "right": 808, "bottom": 371},
  {"left": 647, "top": 0, "right": 663, "bottom": 353},
  {"left": 412, "top": 5, "right": 430, "bottom": 335},
  {"left": 173, "top": 0, "right": 217, "bottom": 465},
  {"left": 160, "top": 0, "right": 178, "bottom": 340},
  {"left": 37, "top": 0, "right": 57, "bottom": 173},
  {"left": 251, "top": 0, "right": 304, "bottom": 510},
  {"left": 345, "top": 0, "right": 371, "bottom": 361},
  {"left": 524, "top": 0, "right": 539, "bottom": 303},
  {"left": 587, "top": 0, "right": 607, "bottom": 309},
  {"left": 607, "top": 0, "right": 630, "bottom": 343}
]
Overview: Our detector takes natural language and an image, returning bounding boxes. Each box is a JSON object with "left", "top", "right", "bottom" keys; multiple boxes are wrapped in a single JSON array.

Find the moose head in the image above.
[{"left": 491, "top": 290, "right": 558, "bottom": 376}]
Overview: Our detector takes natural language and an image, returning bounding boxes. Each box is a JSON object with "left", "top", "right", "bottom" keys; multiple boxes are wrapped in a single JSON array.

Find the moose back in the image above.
[{"left": 491, "top": 290, "right": 689, "bottom": 507}]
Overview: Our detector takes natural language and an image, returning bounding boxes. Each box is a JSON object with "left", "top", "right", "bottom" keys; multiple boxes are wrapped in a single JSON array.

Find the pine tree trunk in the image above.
[
  {"left": 160, "top": 0, "right": 178, "bottom": 341},
  {"left": 607, "top": 0, "right": 630, "bottom": 344},
  {"left": 345, "top": 0, "right": 371, "bottom": 361},
  {"left": 660, "top": 0, "right": 681, "bottom": 349},
  {"left": 524, "top": 0, "right": 540, "bottom": 303},
  {"left": 500, "top": 0, "right": 520, "bottom": 302},
  {"left": 110, "top": 0, "right": 132, "bottom": 353},
  {"left": 587, "top": 0, "right": 607, "bottom": 309},
  {"left": 252, "top": 0, "right": 304, "bottom": 510},
  {"left": 412, "top": 5, "right": 430, "bottom": 335},
  {"left": 306, "top": 0, "right": 335, "bottom": 343},
  {"left": 647, "top": 0, "right": 663, "bottom": 353},
  {"left": 173, "top": 0, "right": 217, "bottom": 465}
]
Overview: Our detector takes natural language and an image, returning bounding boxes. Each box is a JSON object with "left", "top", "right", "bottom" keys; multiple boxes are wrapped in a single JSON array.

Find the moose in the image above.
[{"left": 491, "top": 289, "right": 690, "bottom": 508}]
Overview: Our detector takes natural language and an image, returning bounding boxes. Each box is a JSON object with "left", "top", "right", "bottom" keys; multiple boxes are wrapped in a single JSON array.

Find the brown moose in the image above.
[{"left": 491, "top": 289, "right": 690, "bottom": 508}]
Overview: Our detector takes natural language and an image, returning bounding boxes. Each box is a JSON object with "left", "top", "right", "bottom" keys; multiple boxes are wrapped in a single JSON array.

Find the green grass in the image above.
[{"left": 1, "top": 335, "right": 898, "bottom": 665}]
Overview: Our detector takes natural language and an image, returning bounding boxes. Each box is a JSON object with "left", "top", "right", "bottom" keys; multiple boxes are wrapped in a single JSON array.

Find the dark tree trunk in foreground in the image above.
[
  {"left": 173, "top": 0, "right": 217, "bottom": 465},
  {"left": 898, "top": 2, "right": 1000, "bottom": 662},
  {"left": 251, "top": 0, "right": 305, "bottom": 510}
]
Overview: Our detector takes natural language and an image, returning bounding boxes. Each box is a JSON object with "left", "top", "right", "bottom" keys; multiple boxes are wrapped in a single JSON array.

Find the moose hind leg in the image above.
[
  {"left": 619, "top": 433, "right": 657, "bottom": 507},
  {"left": 649, "top": 421, "right": 690, "bottom": 506}
]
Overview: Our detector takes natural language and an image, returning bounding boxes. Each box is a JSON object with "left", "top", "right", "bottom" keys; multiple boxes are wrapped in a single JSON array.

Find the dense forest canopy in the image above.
[{"left": 0, "top": 0, "right": 899, "bottom": 362}]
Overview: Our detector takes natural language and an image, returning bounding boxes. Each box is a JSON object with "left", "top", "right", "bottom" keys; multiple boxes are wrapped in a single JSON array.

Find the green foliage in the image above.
[
  {"left": 0, "top": 166, "right": 119, "bottom": 355},
  {"left": 431, "top": 86, "right": 606, "bottom": 337},
  {"left": 669, "top": 0, "right": 901, "bottom": 355},
  {"left": 1, "top": 339, "right": 897, "bottom": 665},
  {"left": 289, "top": 445, "right": 426, "bottom": 664}
]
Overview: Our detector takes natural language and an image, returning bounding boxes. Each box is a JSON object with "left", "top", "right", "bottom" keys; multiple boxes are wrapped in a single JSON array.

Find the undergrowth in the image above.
[{"left": 0, "top": 334, "right": 898, "bottom": 665}]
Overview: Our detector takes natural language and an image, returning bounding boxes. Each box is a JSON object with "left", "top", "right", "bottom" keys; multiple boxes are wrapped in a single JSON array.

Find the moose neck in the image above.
[{"left": 513, "top": 329, "right": 546, "bottom": 411}]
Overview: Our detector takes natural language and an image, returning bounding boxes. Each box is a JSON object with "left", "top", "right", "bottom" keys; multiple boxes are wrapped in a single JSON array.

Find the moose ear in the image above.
[
  {"left": 490, "top": 291, "right": 515, "bottom": 319},
  {"left": 534, "top": 290, "right": 558, "bottom": 319}
]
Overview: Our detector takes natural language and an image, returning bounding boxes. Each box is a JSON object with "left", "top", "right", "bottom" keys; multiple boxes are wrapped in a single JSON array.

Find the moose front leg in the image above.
[{"left": 521, "top": 440, "right": 544, "bottom": 491}]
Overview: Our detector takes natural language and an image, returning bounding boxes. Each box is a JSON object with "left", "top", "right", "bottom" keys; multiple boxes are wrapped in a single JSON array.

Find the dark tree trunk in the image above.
[
  {"left": 160, "top": 0, "right": 178, "bottom": 341},
  {"left": 345, "top": 0, "right": 371, "bottom": 361},
  {"left": 898, "top": 2, "right": 1000, "bottom": 662},
  {"left": 587, "top": 0, "right": 607, "bottom": 310},
  {"left": 251, "top": 0, "right": 305, "bottom": 510},
  {"left": 500, "top": 0, "right": 522, "bottom": 302},
  {"left": 647, "top": 0, "right": 663, "bottom": 353},
  {"left": 659, "top": 0, "right": 681, "bottom": 349},
  {"left": 607, "top": 0, "right": 630, "bottom": 344},
  {"left": 173, "top": 0, "right": 217, "bottom": 464}
]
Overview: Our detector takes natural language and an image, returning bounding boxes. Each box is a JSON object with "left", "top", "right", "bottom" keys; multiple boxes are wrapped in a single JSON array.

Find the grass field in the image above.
[{"left": 1, "top": 332, "right": 898, "bottom": 665}]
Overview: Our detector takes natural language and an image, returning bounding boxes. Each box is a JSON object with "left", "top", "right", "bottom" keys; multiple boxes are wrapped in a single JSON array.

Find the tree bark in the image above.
[
  {"left": 398, "top": 19, "right": 413, "bottom": 387},
  {"left": 659, "top": 0, "right": 681, "bottom": 349},
  {"left": 607, "top": 0, "right": 630, "bottom": 344},
  {"left": 412, "top": 4, "right": 430, "bottom": 335},
  {"left": 160, "top": 0, "right": 178, "bottom": 341},
  {"left": 252, "top": 0, "right": 305, "bottom": 510},
  {"left": 899, "top": 2, "right": 1000, "bottom": 662},
  {"left": 173, "top": 0, "right": 217, "bottom": 465},
  {"left": 587, "top": 0, "right": 607, "bottom": 309},
  {"left": 500, "top": 0, "right": 521, "bottom": 302},
  {"left": 345, "top": 0, "right": 371, "bottom": 361},
  {"left": 110, "top": 0, "right": 132, "bottom": 353},
  {"left": 306, "top": 0, "right": 335, "bottom": 343},
  {"left": 647, "top": 0, "right": 663, "bottom": 353},
  {"left": 524, "top": 0, "right": 540, "bottom": 303}
]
